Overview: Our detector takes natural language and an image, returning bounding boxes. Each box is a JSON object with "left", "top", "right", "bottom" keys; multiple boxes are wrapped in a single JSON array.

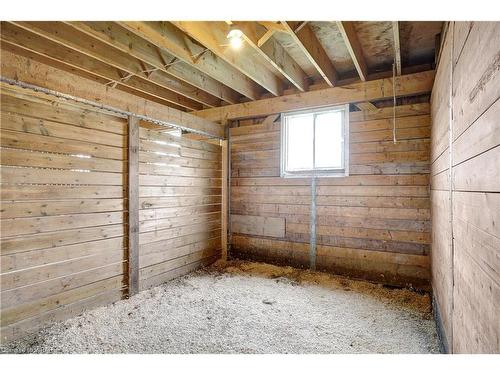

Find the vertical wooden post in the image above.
[
  {"left": 221, "top": 137, "right": 229, "bottom": 265},
  {"left": 309, "top": 176, "right": 317, "bottom": 271},
  {"left": 127, "top": 115, "right": 140, "bottom": 296}
]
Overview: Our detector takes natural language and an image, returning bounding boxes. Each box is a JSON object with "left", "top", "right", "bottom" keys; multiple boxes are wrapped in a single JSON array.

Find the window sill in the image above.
[{"left": 281, "top": 171, "right": 348, "bottom": 178}]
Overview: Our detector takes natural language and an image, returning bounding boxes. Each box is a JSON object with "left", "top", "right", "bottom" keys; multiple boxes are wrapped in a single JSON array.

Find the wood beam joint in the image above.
[
  {"left": 192, "top": 70, "right": 435, "bottom": 121},
  {"left": 282, "top": 21, "right": 338, "bottom": 87}
]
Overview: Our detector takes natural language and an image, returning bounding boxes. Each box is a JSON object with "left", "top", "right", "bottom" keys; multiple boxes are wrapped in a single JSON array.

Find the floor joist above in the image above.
[{"left": 0, "top": 21, "right": 443, "bottom": 112}]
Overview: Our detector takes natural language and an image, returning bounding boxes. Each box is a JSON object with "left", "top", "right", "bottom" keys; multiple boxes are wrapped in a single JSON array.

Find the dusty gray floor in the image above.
[{"left": 1, "top": 261, "right": 440, "bottom": 354}]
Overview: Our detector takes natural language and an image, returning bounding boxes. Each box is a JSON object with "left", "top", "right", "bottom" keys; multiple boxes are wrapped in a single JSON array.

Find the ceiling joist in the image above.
[
  {"left": 336, "top": 21, "right": 368, "bottom": 81},
  {"left": 232, "top": 21, "right": 309, "bottom": 92},
  {"left": 0, "top": 24, "right": 199, "bottom": 111},
  {"left": 282, "top": 21, "right": 338, "bottom": 87},
  {"left": 118, "top": 21, "right": 262, "bottom": 101},
  {"left": 0, "top": 20, "right": 442, "bottom": 114},
  {"left": 293, "top": 21, "right": 309, "bottom": 33},
  {"left": 257, "top": 21, "right": 288, "bottom": 33},
  {"left": 66, "top": 21, "right": 240, "bottom": 105},
  {"left": 392, "top": 21, "right": 402, "bottom": 76},
  {"left": 172, "top": 21, "right": 284, "bottom": 96},
  {"left": 10, "top": 21, "right": 223, "bottom": 109},
  {"left": 257, "top": 29, "right": 276, "bottom": 47}
]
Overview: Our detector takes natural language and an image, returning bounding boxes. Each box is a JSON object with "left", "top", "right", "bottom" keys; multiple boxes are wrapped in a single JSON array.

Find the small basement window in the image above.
[{"left": 281, "top": 105, "right": 349, "bottom": 177}]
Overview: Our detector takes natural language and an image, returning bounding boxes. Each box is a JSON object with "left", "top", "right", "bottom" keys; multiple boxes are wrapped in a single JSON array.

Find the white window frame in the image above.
[{"left": 280, "top": 105, "right": 349, "bottom": 178}]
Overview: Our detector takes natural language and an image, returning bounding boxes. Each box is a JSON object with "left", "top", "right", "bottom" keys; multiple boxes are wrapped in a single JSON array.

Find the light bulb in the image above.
[
  {"left": 229, "top": 35, "right": 243, "bottom": 49},
  {"left": 227, "top": 28, "right": 243, "bottom": 49}
]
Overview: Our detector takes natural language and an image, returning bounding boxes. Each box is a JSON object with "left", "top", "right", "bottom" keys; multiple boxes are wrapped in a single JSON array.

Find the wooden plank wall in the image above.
[
  {"left": 138, "top": 126, "right": 222, "bottom": 290},
  {"left": 0, "top": 86, "right": 224, "bottom": 343},
  {"left": 430, "top": 21, "right": 499, "bottom": 353},
  {"left": 430, "top": 22, "right": 454, "bottom": 352},
  {"left": 230, "top": 102, "right": 432, "bottom": 289},
  {"left": 0, "top": 88, "right": 128, "bottom": 342}
]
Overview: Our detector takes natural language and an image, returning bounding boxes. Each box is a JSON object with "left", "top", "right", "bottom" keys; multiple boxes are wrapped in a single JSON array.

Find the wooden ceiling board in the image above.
[
  {"left": 400, "top": 21, "right": 442, "bottom": 66},
  {"left": 272, "top": 30, "right": 319, "bottom": 81},
  {"left": 1, "top": 19, "right": 442, "bottom": 110},
  {"left": 354, "top": 21, "right": 395, "bottom": 73},
  {"left": 238, "top": 22, "right": 293, "bottom": 84},
  {"left": 308, "top": 21, "right": 357, "bottom": 76}
]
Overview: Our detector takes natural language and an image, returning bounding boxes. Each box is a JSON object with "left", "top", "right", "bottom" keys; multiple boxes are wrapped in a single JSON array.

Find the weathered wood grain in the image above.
[
  {"left": 431, "top": 22, "right": 500, "bottom": 353},
  {"left": 228, "top": 100, "right": 432, "bottom": 288}
]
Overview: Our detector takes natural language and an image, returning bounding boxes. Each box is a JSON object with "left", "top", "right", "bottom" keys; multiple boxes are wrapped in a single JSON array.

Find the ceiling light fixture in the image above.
[{"left": 227, "top": 26, "right": 244, "bottom": 49}]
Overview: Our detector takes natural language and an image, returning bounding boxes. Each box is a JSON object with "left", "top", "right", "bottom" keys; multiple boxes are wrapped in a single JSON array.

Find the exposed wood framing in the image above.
[
  {"left": 336, "top": 21, "right": 368, "bottom": 81},
  {"left": 127, "top": 115, "right": 140, "bottom": 296},
  {"left": 258, "top": 29, "right": 275, "bottom": 47},
  {"left": 356, "top": 102, "right": 378, "bottom": 111},
  {"left": 282, "top": 21, "right": 338, "bottom": 86},
  {"left": 262, "top": 114, "right": 281, "bottom": 126},
  {"left": 0, "top": 49, "right": 224, "bottom": 137},
  {"left": 66, "top": 21, "right": 240, "bottom": 105},
  {"left": 392, "top": 21, "right": 402, "bottom": 76},
  {"left": 0, "top": 23, "right": 200, "bottom": 112},
  {"left": 193, "top": 70, "right": 435, "bottom": 121},
  {"left": 309, "top": 177, "right": 317, "bottom": 271},
  {"left": 257, "top": 21, "right": 288, "bottom": 33},
  {"left": 118, "top": 21, "right": 261, "bottom": 101},
  {"left": 221, "top": 138, "right": 229, "bottom": 264},
  {"left": 9, "top": 21, "right": 221, "bottom": 108},
  {"left": 172, "top": 21, "right": 283, "bottom": 96},
  {"left": 0, "top": 20, "right": 443, "bottom": 112},
  {"left": 294, "top": 22, "right": 309, "bottom": 33},
  {"left": 233, "top": 21, "right": 309, "bottom": 92}
]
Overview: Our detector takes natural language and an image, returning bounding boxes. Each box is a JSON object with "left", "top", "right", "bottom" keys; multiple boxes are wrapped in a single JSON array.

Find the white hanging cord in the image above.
[{"left": 392, "top": 61, "right": 397, "bottom": 144}]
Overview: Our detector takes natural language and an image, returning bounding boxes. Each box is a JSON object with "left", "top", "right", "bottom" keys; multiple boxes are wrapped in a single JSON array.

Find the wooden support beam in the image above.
[
  {"left": 262, "top": 114, "right": 281, "bottom": 126},
  {"left": 11, "top": 21, "right": 221, "bottom": 108},
  {"left": 257, "top": 21, "right": 288, "bottom": 33},
  {"left": 336, "top": 21, "right": 368, "bottom": 81},
  {"left": 0, "top": 23, "right": 201, "bottom": 111},
  {"left": 356, "top": 102, "right": 378, "bottom": 111},
  {"left": 221, "top": 137, "right": 229, "bottom": 264},
  {"left": 172, "top": 21, "right": 283, "bottom": 96},
  {"left": 392, "top": 21, "right": 402, "bottom": 76},
  {"left": 293, "top": 21, "right": 309, "bottom": 33},
  {"left": 118, "top": 22, "right": 261, "bottom": 101},
  {"left": 127, "top": 115, "right": 140, "bottom": 296},
  {"left": 1, "top": 49, "right": 224, "bottom": 137},
  {"left": 193, "top": 70, "right": 435, "bottom": 122},
  {"left": 258, "top": 29, "right": 276, "bottom": 47},
  {"left": 67, "top": 21, "right": 240, "bottom": 105},
  {"left": 282, "top": 21, "right": 338, "bottom": 86},
  {"left": 233, "top": 22, "right": 309, "bottom": 92}
]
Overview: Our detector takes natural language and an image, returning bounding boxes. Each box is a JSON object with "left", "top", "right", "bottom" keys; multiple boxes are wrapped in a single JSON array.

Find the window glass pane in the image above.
[
  {"left": 314, "top": 111, "right": 343, "bottom": 169},
  {"left": 286, "top": 114, "right": 313, "bottom": 171}
]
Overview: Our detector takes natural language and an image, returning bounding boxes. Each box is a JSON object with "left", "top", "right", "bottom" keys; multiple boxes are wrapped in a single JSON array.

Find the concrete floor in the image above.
[{"left": 1, "top": 261, "right": 440, "bottom": 354}]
